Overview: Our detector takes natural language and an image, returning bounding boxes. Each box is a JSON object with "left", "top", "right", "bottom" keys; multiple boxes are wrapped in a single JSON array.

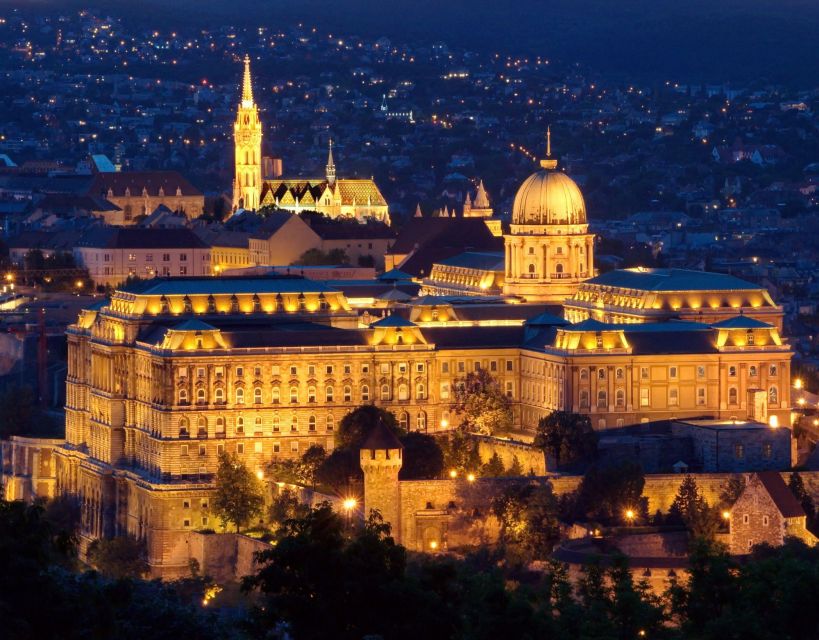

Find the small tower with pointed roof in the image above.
[
  {"left": 233, "top": 54, "right": 263, "bottom": 211},
  {"left": 360, "top": 419, "right": 403, "bottom": 537},
  {"left": 326, "top": 138, "right": 336, "bottom": 187}
]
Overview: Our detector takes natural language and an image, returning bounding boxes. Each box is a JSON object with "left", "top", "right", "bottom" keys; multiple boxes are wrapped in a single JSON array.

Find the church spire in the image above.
[
  {"left": 326, "top": 138, "right": 336, "bottom": 186},
  {"left": 241, "top": 54, "right": 254, "bottom": 107},
  {"left": 540, "top": 125, "right": 558, "bottom": 170}
]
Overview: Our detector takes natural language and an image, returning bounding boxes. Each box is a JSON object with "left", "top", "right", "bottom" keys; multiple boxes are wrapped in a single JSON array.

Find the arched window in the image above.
[
  {"left": 417, "top": 411, "right": 427, "bottom": 431},
  {"left": 215, "top": 417, "right": 225, "bottom": 434},
  {"left": 254, "top": 387, "right": 262, "bottom": 404},
  {"left": 598, "top": 368, "right": 606, "bottom": 380},
  {"left": 197, "top": 388, "right": 206, "bottom": 404},
  {"left": 326, "top": 386, "right": 334, "bottom": 403},
  {"left": 290, "top": 386, "right": 298, "bottom": 403},
  {"left": 361, "top": 385, "right": 370, "bottom": 402},
  {"left": 728, "top": 366, "right": 737, "bottom": 378},
  {"left": 236, "top": 417, "right": 244, "bottom": 433},
  {"left": 179, "top": 389, "right": 188, "bottom": 405},
  {"left": 343, "top": 385, "right": 352, "bottom": 402},
  {"left": 729, "top": 387, "right": 738, "bottom": 405},
  {"left": 308, "top": 386, "right": 316, "bottom": 403},
  {"left": 528, "top": 263, "right": 536, "bottom": 274},
  {"left": 398, "top": 384, "right": 409, "bottom": 401},
  {"left": 290, "top": 415, "right": 298, "bottom": 432},
  {"left": 768, "top": 386, "right": 778, "bottom": 405},
  {"left": 308, "top": 415, "right": 316, "bottom": 432},
  {"left": 214, "top": 388, "right": 224, "bottom": 404},
  {"left": 579, "top": 389, "right": 590, "bottom": 408},
  {"left": 555, "top": 263, "right": 564, "bottom": 273},
  {"left": 326, "top": 414, "right": 335, "bottom": 431},
  {"left": 416, "top": 382, "right": 426, "bottom": 400},
  {"left": 178, "top": 418, "right": 189, "bottom": 437},
  {"left": 616, "top": 368, "right": 624, "bottom": 380},
  {"left": 271, "top": 387, "right": 280, "bottom": 404},
  {"left": 380, "top": 384, "right": 390, "bottom": 401},
  {"left": 580, "top": 368, "right": 589, "bottom": 381},
  {"left": 399, "top": 411, "right": 409, "bottom": 430},
  {"left": 615, "top": 389, "right": 625, "bottom": 408},
  {"left": 597, "top": 390, "right": 607, "bottom": 409},
  {"left": 235, "top": 388, "right": 245, "bottom": 404},
  {"left": 197, "top": 416, "right": 207, "bottom": 438},
  {"left": 749, "top": 366, "right": 758, "bottom": 377}
]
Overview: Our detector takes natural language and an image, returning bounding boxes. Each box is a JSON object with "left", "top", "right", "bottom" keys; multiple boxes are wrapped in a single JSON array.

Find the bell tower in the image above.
[
  {"left": 359, "top": 420, "right": 403, "bottom": 540},
  {"left": 233, "top": 54, "right": 262, "bottom": 211}
]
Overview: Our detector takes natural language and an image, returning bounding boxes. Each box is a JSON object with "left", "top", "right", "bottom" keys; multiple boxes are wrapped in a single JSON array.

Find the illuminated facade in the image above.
[
  {"left": 503, "top": 133, "right": 595, "bottom": 303},
  {"left": 233, "top": 55, "right": 263, "bottom": 211},
  {"left": 39, "top": 272, "right": 792, "bottom": 574}
]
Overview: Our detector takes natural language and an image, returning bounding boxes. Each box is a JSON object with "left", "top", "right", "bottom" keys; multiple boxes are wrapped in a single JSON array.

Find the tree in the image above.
[
  {"left": 440, "top": 430, "right": 482, "bottom": 474},
  {"left": 481, "top": 452, "right": 506, "bottom": 477},
  {"left": 534, "top": 411, "right": 597, "bottom": 469},
  {"left": 269, "top": 487, "right": 310, "bottom": 527},
  {"left": 298, "top": 444, "right": 327, "bottom": 488},
  {"left": 575, "top": 462, "right": 646, "bottom": 524},
  {"left": 788, "top": 472, "right": 816, "bottom": 531},
  {"left": 399, "top": 432, "right": 444, "bottom": 479},
  {"left": 669, "top": 475, "right": 720, "bottom": 541},
  {"left": 86, "top": 536, "right": 149, "bottom": 579},
  {"left": 212, "top": 452, "right": 265, "bottom": 532},
  {"left": 491, "top": 482, "right": 562, "bottom": 562},
  {"left": 451, "top": 369, "right": 513, "bottom": 436},
  {"left": 507, "top": 455, "right": 524, "bottom": 477},
  {"left": 719, "top": 474, "right": 747, "bottom": 507},
  {"left": 292, "top": 248, "right": 350, "bottom": 266}
]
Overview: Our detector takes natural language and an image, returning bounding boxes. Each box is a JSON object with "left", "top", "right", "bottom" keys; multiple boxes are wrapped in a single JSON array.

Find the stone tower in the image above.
[
  {"left": 325, "top": 139, "right": 336, "bottom": 187},
  {"left": 503, "top": 128, "right": 595, "bottom": 302},
  {"left": 233, "top": 54, "right": 262, "bottom": 211},
  {"left": 359, "top": 421, "right": 403, "bottom": 540}
]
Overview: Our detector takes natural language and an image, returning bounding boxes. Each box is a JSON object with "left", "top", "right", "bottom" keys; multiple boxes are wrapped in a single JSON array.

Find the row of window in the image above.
[
  {"left": 178, "top": 382, "right": 429, "bottom": 406},
  {"left": 179, "top": 414, "right": 336, "bottom": 437},
  {"left": 578, "top": 364, "right": 779, "bottom": 382},
  {"left": 578, "top": 386, "right": 779, "bottom": 409}
]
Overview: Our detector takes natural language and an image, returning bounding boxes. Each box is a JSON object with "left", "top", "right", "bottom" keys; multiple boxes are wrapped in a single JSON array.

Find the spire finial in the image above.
[
  {"left": 326, "top": 137, "right": 336, "bottom": 185},
  {"left": 540, "top": 125, "right": 558, "bottom": 170},
  {"left": 241, "top": 54, "right": 254, "bottom": 106}
]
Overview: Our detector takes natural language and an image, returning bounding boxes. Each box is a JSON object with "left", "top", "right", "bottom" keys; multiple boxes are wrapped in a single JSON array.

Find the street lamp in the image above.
[
  {"left": 449, "top": 469, "right": 458, "bottom": 479},
  {"left": 343, "top": 497, "right": 357, "bottom": 529},
  {"left": 625, "top": 509, "right": 635, "bottom": 525},
  {"left": 466, "top": 473, "right": 476, "bottom": 483},
  {"left": 794, "top": 378, "right": 803, "bottom": 390}
]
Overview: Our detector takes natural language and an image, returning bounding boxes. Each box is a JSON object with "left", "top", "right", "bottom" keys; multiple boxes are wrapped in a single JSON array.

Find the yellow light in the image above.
[
  {"left": 722, "top": 511, "right": 731, "bottom": 520},
  {"left": 343, "top": 497, "right": 357, "bottom": 511},
  {"left": 467, "top": 473, "right": 476, "bottom": 483},
  {"left": 75, "top": 280, "right": 83, "bottom": 288},
  {"left": 813, "top": 419, "right": 818, "bottom": 427},
  {"left": 5, "top": 273, "right": 13, "bottom": 282},
  {"left": 625, "top": 509, "right": 635, "bottom": 520},
  {"left": 449, "top": 469, "right": 457, "bottom": 479},
  {"left": 769, "top": 415, "right": 779, "bottom": 428},
  {"left": 429, "top": 540, "right": 438, "bottom": 550},
  {"left": 440, "top": 418, "right": 449, "bottom": 429},
  {"left": 794, "top": 378, "right": 803, "bottom": 390},
  {"left": 255, "top": 469, "right": 264, "bottom": 480},
  {"left": 798, "top": 398, "right": 806, "bottom": 407}
]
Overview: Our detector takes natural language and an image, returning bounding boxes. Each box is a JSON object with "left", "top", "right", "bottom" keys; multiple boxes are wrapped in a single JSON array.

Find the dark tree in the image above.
[
  {"left": 399, "top": 432, "right": 444, "bottom": 480},
  {"left": 337, "top": 405, "right": 401, "bottom": 449},
  {"left": 451, "top": 369, "right": 513, "bottom": 436},
  {"left": 576, "top": 462, "right": 646, "bottom": 524},
  {"left": 534, "top": 411, "right": 597, "bottom": 469},
  {"left": 86, "top": 536, "right": 149, "bottom": 580},
  {"left": 212, "top": 452, "right": 265, "bottom": 532},
  {"left": 481, "top": 451, "right": 506, "bottom": 477},
  {"left": 491, "top": 482, "right": 561, "bottom": 562}
]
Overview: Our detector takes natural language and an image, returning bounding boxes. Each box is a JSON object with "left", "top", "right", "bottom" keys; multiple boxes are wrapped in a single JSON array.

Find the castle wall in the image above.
[{"left": 475, "top": 436, "right": 547, "bottom": 475}]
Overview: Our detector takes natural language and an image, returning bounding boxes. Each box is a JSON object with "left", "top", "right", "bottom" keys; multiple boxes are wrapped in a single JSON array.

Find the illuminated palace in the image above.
[
  {"left": 233, "top": 56, "right": 389, "bottom": 223},
  {"left": 1, "top": 122, "right": 794, "bottom": 576}
]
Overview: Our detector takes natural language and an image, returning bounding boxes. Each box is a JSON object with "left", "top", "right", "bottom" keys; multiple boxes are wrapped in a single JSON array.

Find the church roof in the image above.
[
  {"left": 261, "top": 178, "right": 386, "bottom": 207},
  {"left": 86, "top": 171, "right": 201, "bottom": 198}
]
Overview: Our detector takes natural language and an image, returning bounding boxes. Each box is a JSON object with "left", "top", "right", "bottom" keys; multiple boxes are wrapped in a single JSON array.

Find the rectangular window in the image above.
[
  {"left": 128, "top": 253, "right": 136, "bottom": 261},
  {"left": 146, "top": 254, "right": 153, "bottom": 262},
  {"left": 734, "top": 444, "right": 745, "bottom": 460},
  {"left": 326, "top": 365, "right": 334, "bottom": 375},
  {"left": 216, "top": 444, "right": 224, "bottom": 456},
  {"left": 163, "top": 253, "right": 170, "bottom": 262},
  {"left": 458, "top": 361, "right": 465, "bottom": 373},
  {"left": 440, "top": 383, "right": 450, "bottom": 400},
  {"left": 290, "top": 366, "right": 298, "bottom": 376},
  {"left": 198, "top": 444, "right": 206, "bottom": 456},
  {"left": 697, "top": 365, "right": 706, "bottom": 379},
  {"left": 291, "top": 441, "right": 299, "bottom": 453},
  {"left": 669, "top": 366, "right": 678, "bottom": 379},
  {"left": 490, "top": 360, "right": 498, "bottom": 372},
  {"left": 640, "top": 388, "right": 650, "bottom": 407},
  {"left": 506, "top": 360, "right": 513, "bottom": 372},
  {"left": 254, "top": 441, "right": 263, "bottom": 453},
  {"left": 505, "top": 381, "right": 514, "bottom": 398},
  {"left": 237, "top": 443, "right": 244, "bottom": 454},
  {"left": 669, "top": 388, "right": 679, "bottom": 406},
  {"left": 380, "top": 363, "right": 390, "bottom": 374},
  {"left": 640, "top": 367, "right": 649, "bottom": 380},
  {"left": 415, "top": 362, "right": 425, "bottom": 373},
  {"left": 179, "top": 266, "right": 187, "bottom": 275},
  {"left": 697, "top": 387, "right": 706, "bottom": 406},
  {"left": 236, "top": 366, "right": 244, "bottom": 377},
  {"left": 343, "top": 364, "right": 351, "bottom": 375},
  {"left": 361, "top": 364, "right": 369, "bottom": 374},
  {"left": 441, "top": 362, "right": 449, "bottom": 374},
  {"left": 181, "top": 445, "right": 189, "bottom": 457},
  {"left": 762, "top": 442, "right": 773, "bottom": 459},
  {"left": 180, "top": 253, "right": 187, "bottom": 262}
]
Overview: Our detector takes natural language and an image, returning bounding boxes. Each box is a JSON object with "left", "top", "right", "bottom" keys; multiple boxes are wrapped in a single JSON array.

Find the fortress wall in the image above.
[{"left": 475, "top": 436, "right": 547, "bottom": 475}]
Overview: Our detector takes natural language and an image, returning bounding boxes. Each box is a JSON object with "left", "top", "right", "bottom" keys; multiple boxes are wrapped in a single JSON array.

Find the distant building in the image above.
[{"left": 74, "top": 228, "right": 212, "bottom": 286}]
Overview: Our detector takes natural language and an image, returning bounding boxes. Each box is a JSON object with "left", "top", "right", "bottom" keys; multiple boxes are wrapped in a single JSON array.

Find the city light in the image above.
[
  {"left": 794, "top": 378, "right": 803, "bottom": 390},
  {"left": 255, "top": 469, "right": 264, "bottom": 480},
  {"left": 429, "top": 540, "right": 438, "bottom": 550},
  {"left": 343, "top": 497, "right": 357, "bottom": 511},
  {"left": 722, "top": 511, "right": 731, "bottom": 521},
  {"left": 449, "top": 469, "right": 458, "bottom": 479},
  {"left": 466, "top": 473, "right": 476, "bottom": 483}
]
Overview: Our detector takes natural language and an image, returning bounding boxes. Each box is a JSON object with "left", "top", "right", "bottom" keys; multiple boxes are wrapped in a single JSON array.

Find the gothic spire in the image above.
[
  {"left": 241, "top": 54, "right": 254, "bottom": 107},
  {"left": 326, "top": 138, "right": 336, "bottom": 186}
]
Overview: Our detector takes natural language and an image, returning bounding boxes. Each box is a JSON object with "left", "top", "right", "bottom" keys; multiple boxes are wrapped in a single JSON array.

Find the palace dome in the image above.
[{"left": 511, "top": 167, "right": 587, "bottom": 226}]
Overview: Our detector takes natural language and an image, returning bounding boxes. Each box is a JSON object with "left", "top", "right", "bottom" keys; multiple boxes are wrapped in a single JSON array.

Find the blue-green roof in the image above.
[
  {"left": 437, "top": 251, "right": 505, "bottom": 271},
  {"left": 564, "top": 319, "right": 711, "bottom": 333},
  {"left": 587, "top": 268, "right": 762, "bottom": 292},
  {"left": 710, "top": 316, "right": 773, "bottom": 329},
  {"left": 119, "top": 275, "right": 336, "bottom": 296},
  {"left": 172, "top": 319, "right": 218, "bottom": 332},
  {"left": 369, "top": 315, "right": 418, "bottom": 328},
  {"left": 379, "top": 268, "right": 413, "bottom": 281},
  {"left": 525, "top": 312, "right": 569, "bottom": 327}
]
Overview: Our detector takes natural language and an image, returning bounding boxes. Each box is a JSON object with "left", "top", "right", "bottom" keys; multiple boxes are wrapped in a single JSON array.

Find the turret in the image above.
[
  {"left": 359, "top": 420, "right": 403, "bottom": 540},
  {"left": 233, "top": 54, "right": 263, "bottom": 211}
]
